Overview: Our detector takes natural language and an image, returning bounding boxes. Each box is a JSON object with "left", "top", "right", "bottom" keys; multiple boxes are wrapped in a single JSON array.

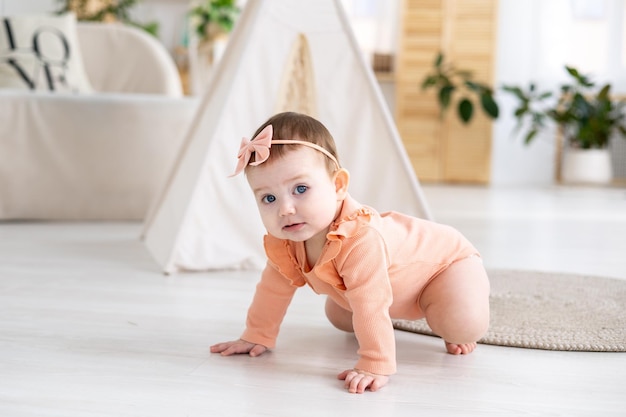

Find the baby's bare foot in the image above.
[{"left": 445, "top": 341, "right": 477, "bottom": 355}]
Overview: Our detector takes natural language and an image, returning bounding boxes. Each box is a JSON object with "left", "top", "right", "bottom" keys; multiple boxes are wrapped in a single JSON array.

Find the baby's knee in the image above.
[
  {"left": 324, "top": 297, "right": 354, "bottom": 333},
  {"left": 462, "top": 309, "right": 490, "bottom": 341},
  {"left": 425, "top": 299, "right": 490, "bottom": 343},
  {"left": 455, "top": 305, "right": 490, "bottom": 343}
]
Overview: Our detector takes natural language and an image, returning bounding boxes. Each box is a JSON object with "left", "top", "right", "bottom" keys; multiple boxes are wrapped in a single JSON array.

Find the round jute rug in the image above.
[{"left": 392, "top": 269, "right": 626, "bottom": 352}]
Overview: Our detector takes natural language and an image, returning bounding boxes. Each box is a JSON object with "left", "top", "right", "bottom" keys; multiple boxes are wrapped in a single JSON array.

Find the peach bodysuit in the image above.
[{"left": 241, "top": 195, "right": 479, "bottom": 375}]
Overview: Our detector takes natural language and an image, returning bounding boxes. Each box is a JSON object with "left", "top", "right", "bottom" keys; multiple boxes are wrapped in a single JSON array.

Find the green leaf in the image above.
[
  {"left": 597, "top": 84, "right": 610, "bottom": 101},
  {"left": 435, "top": 52, "right": 443, "bottom": 68},
  {"left": 421, "top": 75, "right": 438, "bottom": 90},
  {"left": 524, "top": 129, "right": 538, "bottom": 145},
  {"left": 438, "top": 74, "right": 451, "bottom": 87},
  {"left": 439, "top": 86, "right": 454, "bottom": 110},
  {"left": 566, "top": 66, "right": 579, "bottom": 78},
  {"left": 139, "top": 21, "right": 159, "bottom": 37},
  {"left": 465, "top": 80, "right": 481, "bottom": 92},
  {"left": 458, "top": 99, "right": 473, "bottom": 123},
  {"left": 481, "top": 93, "right": 499, "bottom": 119},
  {"left": 566, "top": 65, "right": 594, "bottom": 87},
  {"left": 456, "top": 70, "right": 473, "bottom": 79},
  {"left": 502, "top": 85, "right": 526, "bottom": 101},
  {"left": 538, "top": 92, "right": 553, "bottom": 100}
]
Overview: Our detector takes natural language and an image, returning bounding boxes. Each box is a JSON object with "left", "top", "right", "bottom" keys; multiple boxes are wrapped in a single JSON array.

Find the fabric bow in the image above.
[{"left": 229, "top": 125, "right": 273, "bottom": 176}]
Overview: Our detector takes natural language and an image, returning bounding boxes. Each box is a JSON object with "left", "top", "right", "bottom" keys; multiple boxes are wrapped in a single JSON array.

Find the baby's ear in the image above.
[{"left": 333, "top": 168, "right": 350, "bottom": 199}]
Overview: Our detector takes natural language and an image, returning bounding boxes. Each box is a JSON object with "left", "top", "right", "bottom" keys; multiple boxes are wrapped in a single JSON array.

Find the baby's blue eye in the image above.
[
  {"left": 262, "top": 195, "right": 276, "bottom": 203},
  {"left": 295, "top": 185, "right": 307, "bottom": 195}
]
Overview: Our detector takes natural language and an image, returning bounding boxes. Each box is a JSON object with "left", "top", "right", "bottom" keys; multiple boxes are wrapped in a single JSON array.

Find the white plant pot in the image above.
[{"left": 561, "top": 148, "right": 613, "bottom": 184}]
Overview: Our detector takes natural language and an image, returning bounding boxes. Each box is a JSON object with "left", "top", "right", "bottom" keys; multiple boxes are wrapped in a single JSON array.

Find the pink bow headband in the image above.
[{"left": 229, "top": 125, "right": 340, "bottom": 176}]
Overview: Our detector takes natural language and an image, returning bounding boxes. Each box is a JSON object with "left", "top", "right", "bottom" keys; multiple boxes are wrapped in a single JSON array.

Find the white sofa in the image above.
[{"left": 0, "top": 22, "right": 198, "bottom": 220}]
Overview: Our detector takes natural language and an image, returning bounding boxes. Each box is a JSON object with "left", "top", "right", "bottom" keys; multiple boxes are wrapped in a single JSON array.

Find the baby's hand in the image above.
[
  {"left": 337, "top": 369, "right": 389, "bottom": 394},
  {"left": 210, "top": 339, "right": 268, "bottom": 357}
]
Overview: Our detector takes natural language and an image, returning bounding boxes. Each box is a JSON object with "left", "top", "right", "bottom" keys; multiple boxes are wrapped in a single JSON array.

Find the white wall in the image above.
[
  {"left": 1, "top": 0, "right": 56, "bottom": 14},
  {"left": 133, "top": 1, "right": 190, "bottom": 53}
]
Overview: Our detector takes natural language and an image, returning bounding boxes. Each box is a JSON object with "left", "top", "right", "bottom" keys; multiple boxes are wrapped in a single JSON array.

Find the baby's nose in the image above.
[{"left": 279, "top": 200, "right": 296, "bottom": 216}]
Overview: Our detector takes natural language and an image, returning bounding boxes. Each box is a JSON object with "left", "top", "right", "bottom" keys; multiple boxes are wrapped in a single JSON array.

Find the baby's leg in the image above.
[
  {"left": 419, "top": 256, "right": 490, "bottom": 354},
  {"left": 325, "top": 297, "right": 354, "bottom": 332}
]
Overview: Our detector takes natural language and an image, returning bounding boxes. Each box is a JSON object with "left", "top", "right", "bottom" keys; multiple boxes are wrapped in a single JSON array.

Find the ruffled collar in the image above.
[
  {"left": 263, "top": 236, "right": 305, "bottom": 286},
  {"left": 327, "top": 195, "right": 374, "bottom": 241},
  {"left": 316, "top": 195, "right": 375, "bottom": 269},
  {"left": 263, "top": 194, "right": 376, "bottom": 289}
]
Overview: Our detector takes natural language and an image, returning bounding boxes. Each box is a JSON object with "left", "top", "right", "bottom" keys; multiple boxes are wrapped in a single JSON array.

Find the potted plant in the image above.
[
  {"left": 56, "top": 0, "right": 159, "bottom": 36},
  {"left": 189, "top": 0, "right": 239, "bottom": 43},
  {"left": 189, "top": 0, "right": 240, "bottom": 79},
  {"left": 189, "top": 0, "right": 239, "bottom": 64},
  {"left": 503, "top": 66, "right": 626, "bottom": 184},
  {"left": 423, "top": 53, "right": 626, "bottom": 184},
  {"left": 421, "top": 52, "right": 499, "bottom": 124},
  {"left": 187, "top": 0, "right": 239, "bottom": 94}
]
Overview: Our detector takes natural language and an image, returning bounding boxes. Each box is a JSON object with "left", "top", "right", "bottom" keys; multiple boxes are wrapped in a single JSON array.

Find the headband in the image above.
[{"left": 229, "top": 124, "right": 340, "bottom": 176}]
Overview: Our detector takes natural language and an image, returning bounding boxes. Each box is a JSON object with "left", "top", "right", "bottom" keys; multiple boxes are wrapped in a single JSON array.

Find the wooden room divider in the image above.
[{"left": 395, "top": 0, "right": 499, "bottom": 183}]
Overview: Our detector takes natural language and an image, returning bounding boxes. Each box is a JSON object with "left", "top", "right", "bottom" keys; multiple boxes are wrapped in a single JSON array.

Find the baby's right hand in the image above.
[{"left": 210, "top": 339, "right": 268, "bottom": 357}]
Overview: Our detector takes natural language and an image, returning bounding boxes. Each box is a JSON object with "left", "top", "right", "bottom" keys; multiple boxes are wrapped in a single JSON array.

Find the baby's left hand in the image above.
[{"left": 337, "top": 369, "right": 389, "bottom": 394}]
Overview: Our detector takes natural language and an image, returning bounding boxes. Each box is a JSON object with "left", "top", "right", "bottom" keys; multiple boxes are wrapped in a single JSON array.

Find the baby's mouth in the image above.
[{"left": 283, "top": 222, "right": 305, "bottom": 231}]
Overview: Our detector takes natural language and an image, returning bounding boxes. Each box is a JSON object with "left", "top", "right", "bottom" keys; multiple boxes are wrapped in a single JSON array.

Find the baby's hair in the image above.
[{"left": 247, "top": 112, "right": 341, "bottom": 175}]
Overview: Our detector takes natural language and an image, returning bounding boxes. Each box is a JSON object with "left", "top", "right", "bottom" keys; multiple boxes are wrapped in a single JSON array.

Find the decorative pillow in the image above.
[{"left": 0, "top": 12, "right": 92, "bottom": 93}]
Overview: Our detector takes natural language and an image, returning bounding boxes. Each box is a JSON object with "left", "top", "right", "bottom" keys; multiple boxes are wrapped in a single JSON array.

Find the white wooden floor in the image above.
[{"left": 1, "top": 185, "right": 625, "bottom": 416}]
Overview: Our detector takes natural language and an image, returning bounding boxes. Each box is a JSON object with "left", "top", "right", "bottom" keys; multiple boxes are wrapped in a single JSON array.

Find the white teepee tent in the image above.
[{"left": 142, "top": 0, "right": 432, "bottom": 273}]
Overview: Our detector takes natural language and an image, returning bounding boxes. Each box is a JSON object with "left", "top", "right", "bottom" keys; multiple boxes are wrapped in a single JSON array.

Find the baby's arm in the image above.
[
  {"left": 210, "top": 339, "right": 267, "bottom": 357},
  {"left": 211, "top": 261, "right": 298, "bottom": 358},
  {"left": 336, "top": 230, "right": 398, "bottom": 391}
]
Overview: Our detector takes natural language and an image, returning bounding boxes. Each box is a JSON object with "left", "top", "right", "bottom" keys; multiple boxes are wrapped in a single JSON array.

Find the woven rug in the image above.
[{"left": 393, "top": 269, "right": 626, "bottom": 352}]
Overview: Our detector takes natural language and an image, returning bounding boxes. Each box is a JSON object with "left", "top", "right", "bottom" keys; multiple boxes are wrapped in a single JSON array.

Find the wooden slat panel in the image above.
[
  {"left": 444, "top": 115, "right": 493, "bottom": 183},
  {"left": 395, "top": 0, "right": 498, "bottom": 183},
  {"left": 444, "top": 0, "right": 497, "bottom": 182},
  {"left": 396, "top": 0, "right": 443, "bottom": 181}
]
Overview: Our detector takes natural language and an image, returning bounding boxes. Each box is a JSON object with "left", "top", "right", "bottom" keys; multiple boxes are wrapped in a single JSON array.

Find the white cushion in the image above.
[
  {"left": 0, "top": 12, "right": 92, "bottom": 93},
  {"left": 77, "top": 22, "right": 183, "bottom": 96}
]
